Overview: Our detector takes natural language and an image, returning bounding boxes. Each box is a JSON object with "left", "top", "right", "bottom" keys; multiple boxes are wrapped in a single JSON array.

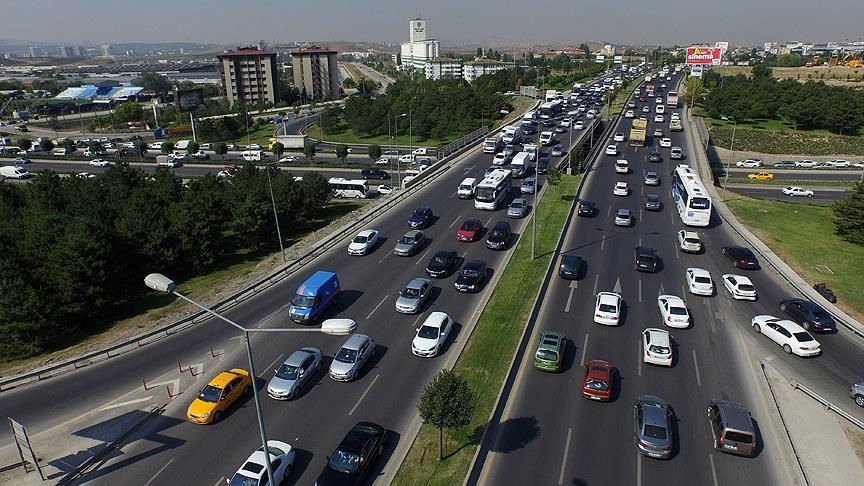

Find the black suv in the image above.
[
  {"left": 578, "top": 200, "right": 595, "bottom": 217},
  {"left": 454, "top": 259, "right": 487, "bottom": 293},
  {"left": 317, "top": 422, "right": 387, "bottom": 485},
  {"left": 780, "top": 298, "right": 836, "bottom": 332},
  {"left": 559, "top": 254, "right": 584, "bottom": 279},
  {"left": 361, "top": 168, "right": 389, "bottom": 180},
  {"left": 425, "top": 249, "right": 459, "bottom": 278},
  {"left": 721, "top": 246, "right": 760, "bottom": 270},
  {"left": 486, "top": 221, "right": 512, "bottom": 250},
  {"left": 634, "top": 246, "right": 658, "bottom": 272}
]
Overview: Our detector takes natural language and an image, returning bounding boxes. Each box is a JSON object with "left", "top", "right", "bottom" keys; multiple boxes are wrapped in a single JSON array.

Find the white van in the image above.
[
  {"left": 1, "top": 165, "right": 35, "bottom": 179},
  {"left": 413, "top": 147, "right": 428, "bottom": 156},
  {"left": 174, "top": 140, "right": 192, "bottom": 150},
  {"left": 52, "top": 148, "right": 69, "bottom": 156},
  {"left": 240, "top": 150, "right": 263, "bottom": 161},
  {"left": 457, "top": 177, "right": 478, "bottom": 199},
  {"left": 403, "top": 169, "right": 421, "bottom": 185},
  {"left": 539, "top": 131, "right": 554, "bottom": 146}
]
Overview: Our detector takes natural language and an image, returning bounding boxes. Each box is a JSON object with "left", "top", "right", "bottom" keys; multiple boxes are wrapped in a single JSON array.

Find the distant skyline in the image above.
[{"left": 3, "top": 0, "right": 863, "bottom": 47}]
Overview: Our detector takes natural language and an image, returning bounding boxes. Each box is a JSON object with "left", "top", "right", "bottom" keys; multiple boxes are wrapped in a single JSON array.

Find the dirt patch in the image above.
[{"left": 842, "top": 423, "right": 864, "bottom": 468}]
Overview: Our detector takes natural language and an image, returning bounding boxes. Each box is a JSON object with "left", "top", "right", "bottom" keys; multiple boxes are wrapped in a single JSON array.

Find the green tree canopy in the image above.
[{"left": 417, "top": 369, "right": 475, "bottom": 461}]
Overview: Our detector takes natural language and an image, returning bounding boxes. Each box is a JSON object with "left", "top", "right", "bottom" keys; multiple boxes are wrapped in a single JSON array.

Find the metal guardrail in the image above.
[
  {"left": 439, "top": 126, "right": 486, "bottom": 159},
  {"left": 791, "top": 379, "right": 864, "bottom": 430},
  {"left": 759, "top": 363, "right": 811, "bottom": 486}
]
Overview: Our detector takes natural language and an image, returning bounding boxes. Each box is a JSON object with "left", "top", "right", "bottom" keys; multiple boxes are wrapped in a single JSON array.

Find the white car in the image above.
[
  {"left": 217, "top": 170, "right": 233, "bottom": 179},
  {"left": 751, "top": 316, "right": 821, "bottom": 357},
  {"left": 377, "top": 184, "right": 394, "bottom": 194},
  {"left": 347, "top": 229, "right": 380, "bottom": 255},
  {"left": 560, "top": 118, "right": 572, "bottom": 127},
  {"left": 670, "top": 112, "right": 680, "bottom": 121},
  {"left": 605, "top": 144, "right": 618, "bottom": 156},
  {"left": 375, "top": 157, "right": 390, "bottom": 165},
  {"left": 654, "top": 115, "right": 665, "bottom": 123},
  {"left": 677, "top": 230, "right": 702, "bottom": 253},
  {"left": 642, "top": 106, "right": 650, "bottom": 113},
  {"left": 643, "top": 328, "right": 673, "bottom": 366},
  {"left": 89, "top": 159, "right": 110, "bottom": 168},
  {"left": 797, "top": 159, "right": 816, "bottom": 168},
  {"left": 613, "top": 132, "right": 625, "bottom": 142},
  {"left": 653, "top": 128, "right": 664, "bottom": 137},
  {"left": 412, "top": 312, "right": 453, "bottom": 357},
  {"left": 279, "top": 155, "right": 301, "bottom": 163},
  {"left": 400, "top": 154, "right": 416, "bottom": 163},
  {"left": 574, "top": 121, "right": 585, "bottom": 130},
  {"left": 832, "top": 159, "right": 850, "bottom": 168},
  {"left": 615, "top": 159, "right": 629, "bottom": 174},
  {"left": 625, "top": 110, "right": 635, "bottom": 118},
  {"left": 686, "top": 268, "right": 714, "bottom": 296},
  {"left": 659, "top": 138, "right": 672, "bottom": 148},
  {"left": 613, "top": 181, "right": 629, "bottom": 196},
  {"left": 655, "top": 97, "right": 663, "bottom": 104},
  {"left": 736, "top": 158, "right": 763, "bottom": 168},
  {"left": 493, "top": 153, "right": 509, "bottom": 165},
  {"left": 722, "top": 274, "right": 757, "bottom": 300},
  {"left": 615, "top": 208, "right": 633, "bottom": 226},
  {"left": 246, "top": 144, "right": 262, "bottom": 150},
  {"left": 157, "top": 158, "right": 180, "bottom": 168},
  {"left": 594, "top": 292, "right": 623, "bottom": 325},
  {"left": 781, "top": 186, "right": 814, "bottom": 197},
  {"left": 76, "top": 172, "right": 96, "bottom": 179},
  {"left": 228, "top": 440, "right": 295, "bottom": 486},
  {"left": 657, "top": 295, "right": 690, "bottom": 328}
]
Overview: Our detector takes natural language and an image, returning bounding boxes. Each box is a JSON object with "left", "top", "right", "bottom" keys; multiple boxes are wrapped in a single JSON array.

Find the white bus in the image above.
[
  {"left": 475, "top": 169, "right": 513, "bottom": 210},
  {"left": 671, "top": 166, "right": 711, "bottom": 226},
  {"left": 328, "top": 178, "right": 370, "bottom": 199}
]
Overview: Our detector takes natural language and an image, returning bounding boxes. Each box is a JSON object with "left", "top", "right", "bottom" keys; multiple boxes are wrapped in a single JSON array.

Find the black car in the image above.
[
  {"left": 644, "top": 194, "right": 662, "bottom": 211},
  {"left": 361, "top": 168, "right": 389, "bottom": 180},
  {"left": 486, "top": 221, "right": 512, "bottom": 250},
  {"left": 634, "top": 246, "right": 658, "bottom": 272},
  {"left": 780, "top": 298, "right": 836, "bottom": 332},
  {"left": 522, "top": 124, "right": 538, "bottom": 135},
  {"left": 317, "top": 421, "right": 387, "bottom": 486},
  {"left": 407, "top": 206, "right": 434, "bottom": 229},
  {"left": 722, "top": 246, "right": 760, "bottom": 270},
  {"left": 503, "top": 144, "right": 517, "bottom": 156},
  {"left": 536, "top": 156, "right": 550, "bottom": 175},
  {"left": 542, "top": 119, "right": 556, "bottom": 128},
  {"left": 578, "top": 200, "right": 595, "bottom": 217},
  {"left": 455, "top": 259, "right": 487, "bottom": 293},
  {"left": 559, "top": 253, "right": 584, "bottom": 279},
  {"left": 648, "top": 152, "right": 662, "bottom": 163},
  {"left": 425, "top": 249, "right": 459, "bottom": 278},
  {"left": 554, "top": 125, "right": 567, "bottom": 134}
]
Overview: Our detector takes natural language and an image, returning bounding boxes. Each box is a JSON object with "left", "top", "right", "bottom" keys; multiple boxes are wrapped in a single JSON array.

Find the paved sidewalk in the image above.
[{"left": 763, "top": 363, "right": 864, "bottom": 486}]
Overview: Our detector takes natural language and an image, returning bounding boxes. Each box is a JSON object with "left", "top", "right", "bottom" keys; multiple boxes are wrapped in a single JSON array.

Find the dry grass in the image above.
[
  {"left": 714, "top": 66, "right": 864, "bottom": 86},
  {"left": 843, "top": 424, "right": 864, "bottom": 468}
]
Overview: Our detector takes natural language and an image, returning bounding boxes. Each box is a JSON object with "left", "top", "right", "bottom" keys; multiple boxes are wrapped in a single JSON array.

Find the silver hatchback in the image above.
[
  {"left": 634, "top": 395, "right": 674, "bottom": 459},
  {"left": 329, "top": 334, "right": 375, "bottom": 382},
  {"left": 395, "top": 278, "right": 433, "bottom": 314},
  {"left": 508, "top": 198, "right": 528, "bottom": 218},
  {"left": 267, "top": 347, "right": 323, "bottom": 400}
]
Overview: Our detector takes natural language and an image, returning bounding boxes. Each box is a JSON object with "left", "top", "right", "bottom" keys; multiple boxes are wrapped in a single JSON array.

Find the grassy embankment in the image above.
[{"left": 393, "top": 175, "right": 580, "bottom": 485}]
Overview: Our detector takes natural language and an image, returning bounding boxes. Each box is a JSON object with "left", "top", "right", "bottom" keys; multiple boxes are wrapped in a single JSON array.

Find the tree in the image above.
[
  {"left": 685, "top": 77, "right": 704, "bottom": 107},
  {"left": 186, "top": 141, "right": 200, "bottom": 155},
  {"left": 17, "top": 138, "right": 31, "bottom": 152},
  {"left": 545, "top": 166, "right": 562, "bottom": 185},
  {"left": 272, "top": 142, "right": 285, "bottom": 159},
  {"left": 138, "top": 71, "right": 173, "bottom": 93},
  {"left": 113, "top": 102, "right": 144, "bottom": 124},
  {"left": 335, "top": 144, "right": 349, "bottom": 162},
  {"left": 88, "top": 140, "right": 103, "bottom": 153},
  {"left": 833, "top": 181, "right": 864, "bottom": 245},
  {"left": 418, "top": 369, "right": 474, "bottom": 461},
  {"left": 161, "top": 141, "right": 175, "bottom": 154},
  {"left": 62, "top": 139, "right": 77, "bottom": 154},
  {"left": 40, "top": 139, "right": 54, "bottom": 153},
  {"left": 368, "top": 144, "right": 382, "bottom": 160},
  {"left": 303, "top": 141, "right": 316, "bottom": 160},
  {"left": 214, "top": 143, "right": 228, "bottom": 161},
  {"left": 136, "top": 141, "right": 148, "bottom": 158}
]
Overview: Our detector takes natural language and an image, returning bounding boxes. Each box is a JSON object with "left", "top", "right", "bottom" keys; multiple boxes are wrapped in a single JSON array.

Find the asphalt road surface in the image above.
[{"left": 724, "top": 184, "right": 846, "bottom": 203}]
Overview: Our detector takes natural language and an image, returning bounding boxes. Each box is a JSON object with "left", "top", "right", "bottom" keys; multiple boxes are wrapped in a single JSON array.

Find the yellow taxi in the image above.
[
  {"left": 747, "top": 171, "right": 774, "bottom": 181},
  {"left": 187, "top": 368, "right": 252, "bottom": 424}
]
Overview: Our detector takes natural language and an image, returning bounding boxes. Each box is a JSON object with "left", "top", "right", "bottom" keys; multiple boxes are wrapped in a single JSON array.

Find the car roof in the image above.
[
  {"left": 617, "top": 208, "right": 631, "bottom": 215},
  {"left": 616, "top": 181, "right": 627, "bottom": 187},
  {"left": 406, "top": 277, "right": 431, "bottom": 288},
  {"left": 341, "top": 333, "right": 371, "bottom": 350},
  {"left": 284, "top": 348, "right": 315, "bottom": 367},
  {"left": 338, "top": 422, "right": 384, "bottom": 454},
  {"left": 597, "top": 292, "right": 621, "bottom": 305},
  {"left": 638, "top": 395, "right": 670, "bottom": 423},
  {"left": 562, "top": 253, "right": 581, "bottom": 263},
  {"left": 586, "top": 359, "right": 613, "bottom": 377},
  {"left": 711, "top": 400, "right": 753, "bottom": 429},
  {"left": 461, "top": 177, "right": 477, "bottom": 184},
  {"left": 492, "top": 221, "right": 510, "bottom": 230},
  {"left": 434, "top": 249, "right": 457, "bottom": 257},
  {"left": 465, "top": 259, "right": 486, "bottom": 269},
  {"left": 209, "top": 369, "right": 246, "bottom": 388},
  {"left": 645, "top": 328, "right": 671, "bottom": 345},
  {"left": 688, "top": 267, "right": 711, "bottom": 278},
  {"left": 681, "top": 230, "right": 699, "bottom": 238},
  {"left": 357, "top": 229, "right": 377, "bottom": 237},
  {"left": 511, "top": 198, "right": 527, "bottom": 204},
  {"left": 421, "top": 311, "right": 449, "bottom": 328},
  {"left": 774, "top": 319, "right": 807, "bottom": 333},
  {"left": 636, "top": 246, "right": 655, "bottom": 255},
  {"left": 404, "top": 230, "right": 423, "bottom": 238},
  {"left": 538, "top": 331, "right": 563, "bottom": 350},
  {"left": 725, "top": 274, "right": 752, "bottom": 285}
]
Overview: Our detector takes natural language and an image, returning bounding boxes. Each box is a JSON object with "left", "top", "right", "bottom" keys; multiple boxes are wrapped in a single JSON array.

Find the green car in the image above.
[{"left": 533, "top": 331, "right": 564, "bottom": 372}]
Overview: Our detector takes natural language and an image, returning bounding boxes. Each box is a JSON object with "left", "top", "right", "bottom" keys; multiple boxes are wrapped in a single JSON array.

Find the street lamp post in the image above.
[
  {"left": 721, "top": 120, "right": 737, "bottom": 202},
  {"left": 143, "top": 273, "right": 355, "bottom": 486},
  {"left": 395, "top": 113, "right": 407, "bottom": 187},
  {"left": 264, "top": 162, "right": 286, "bottom": 262}
]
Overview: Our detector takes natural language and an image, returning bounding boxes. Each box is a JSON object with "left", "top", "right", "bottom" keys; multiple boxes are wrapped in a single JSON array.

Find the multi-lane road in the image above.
[
  {"left": 720, "top": 167, "right": 856, "bottom": 202},
  {"left": 471, "top": 73, "right": 864, "bottom": 486}
]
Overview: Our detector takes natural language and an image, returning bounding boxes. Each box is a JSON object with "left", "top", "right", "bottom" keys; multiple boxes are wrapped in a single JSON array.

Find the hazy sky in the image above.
[{"left": 4, "top": 0, "right": 863, "bottom": 47}]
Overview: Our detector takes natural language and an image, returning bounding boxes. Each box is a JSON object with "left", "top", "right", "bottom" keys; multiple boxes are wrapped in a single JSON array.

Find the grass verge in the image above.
[
  {"left": 305, "top": 121, "right": 455, "bottom": 147},
  {"left": 393, "top": 175, "right": 581, "bottom": 486},
  {"left": 725, "top": 195, "right": 864, "bottom": 322},
  {"left": 609, "top": 78, "right": 642, "bottom": 114},
  {"left": 707, "top": 122, "right": 864, "bottom": 155}
]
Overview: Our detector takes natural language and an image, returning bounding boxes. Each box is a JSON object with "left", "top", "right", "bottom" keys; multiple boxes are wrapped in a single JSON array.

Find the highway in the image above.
[
  {"left": 472, "top": 72, "right": 864, "bottom": 486},
  {"left": 349, "top": 62, "right": 395, "bottom": 91},
  {"left": 0, "top": 85, "right": 601, "bottom": 485},
  {"left": 724, "top": 167, "right": 863, "bottom": 181},
  {"left": 724, "top": 184, "right": 847, "bottom": 203}
]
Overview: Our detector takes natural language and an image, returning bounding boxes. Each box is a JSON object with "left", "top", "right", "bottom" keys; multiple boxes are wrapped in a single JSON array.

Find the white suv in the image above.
[{"left": 677, "top": 230, "right": 702, "bottom": 253}]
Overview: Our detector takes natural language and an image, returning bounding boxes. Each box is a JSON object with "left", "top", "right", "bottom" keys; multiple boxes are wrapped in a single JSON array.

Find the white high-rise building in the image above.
[
  {"left": 425, "top": 58, "right": 463, "bottom": 80},
  {"left": 400, "top": 18, "right": 440, "bottom": 71}
]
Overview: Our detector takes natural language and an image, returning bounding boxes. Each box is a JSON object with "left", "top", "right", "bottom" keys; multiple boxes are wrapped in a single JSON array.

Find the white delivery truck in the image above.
[
  {"left": 1, "top": 165, "right": 36, "bottom": 179},
  {"left": 241, "top": 150, "right": 263, "bottom": 161},
  {"left": 502, "top": 126, "right": 523, "bottom": 145},
  {"left": 510, "top": 152, "right": 531, "bottom": 178}
]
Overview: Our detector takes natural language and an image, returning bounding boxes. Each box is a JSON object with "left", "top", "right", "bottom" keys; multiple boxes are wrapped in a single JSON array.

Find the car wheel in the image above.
[
  {"left": 213, "top": 411, "right": 222, "bottom": 422},
  {"left": 802, "top": 321, "right": 812, "bottom": 331},
  {"left": 752, "top": 323, "right": 761, "bottom": 333},
  {"left": 242, "top": 385, "right": 251, "bottom": 396},
  {"left": 721, "top": 248, "right": 726, "bottom": 255},
  {"left": 855, "top": 395, "right": 864, "bottom": 408},
  {"left": 783, "top": 344, "right": 793, "bottom": 354}
]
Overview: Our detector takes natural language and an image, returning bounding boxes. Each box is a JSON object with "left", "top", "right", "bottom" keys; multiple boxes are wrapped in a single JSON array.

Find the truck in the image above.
[
  {"left": 545, "top": 90, "right": 560, "bottom": 102},
  {"left": 523, "top": 143, "right": 539, "bottom": 162},
  {"left": 669, "top": 119, "right": 683, "bottom": 132},
  {"left": 502, "top": 126, "right": 523, "bottom": 145},
  {"left": 0, "top": 165, "right": 36, "bottom": 179},
  {"left": 510, "top": 152, "right": 531, "bottom": 178},
  {"left": 483, "top": 134, "right": 503, "bottom": 154},
  {"left": 288, "top": 271, "right": 341, "bottom": 324},
  {"left": 666, "top": 91, "right": 679, "bottom": 108},
  {"left": 645, "top": 83, "right": 655, "bottom": 97},
  {"left": 275, "top": 134, "right": 308, "bottom": 149},
  {"left": 629, "top": 119, "right": 647, "bottom": 146},
  {"left": 240, "top": 150, "right": 263, "bottom": 161}
]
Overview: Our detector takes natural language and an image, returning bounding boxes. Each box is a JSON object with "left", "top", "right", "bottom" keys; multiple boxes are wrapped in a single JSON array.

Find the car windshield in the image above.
[
  {"left": 585, "top": 379, "right": 609, "bottom": 391},
  {"left": 197, "top": 385, "right": 222, "bottom": 403},
  {"left": 670, "top": 306, "right": 688, "bottom": 316},
  {"left": 511, "top": 201, "right": 524, "bottom": 208},
  {"left": 398, "top": 236, "right": 413, "bottom": 244},
  {"left": 328, "top": 449, "right": 361, "bottom": 473},
  {"left": 353, "top": 235, "right": 368, "bottom": 244},
  {"left": 229, "top": 472, "right": 260, "bottom": 486},
  {"left": 684, "top": 238, "right": 700, "bottom": 245},
  {"left": 401, "top": 287, "right": 420, "bottom": 299},
  {"left": 739, "top": 284, "right": 755, "bottom": 292},
  {"left": 335, "top": 348, "right": 358, "bottom": 364},
  {"left": 275, "top": 363, "right": 299, "bottom": 380},
  {"left": 461, "top": 221, "right": 477, "bottom": 231},
  {"left": 695, "top": 276, "right": 711, "bottom": 284},
  {"left": 432, "top": 253, "right": 450, "bottom": 264},
  {"left": 599, "top": 304, "right": 617, "bottom": 313},
  {"left": 291, "top": 294, "right": 315, "bottom": 308},
  {"left": 649, "top": 345, "right": 670, "bottom": 355},
  {"left": 536, "top": 349, "right": 558, "bottom": 361},
  {"left": 491, "top": 230, "right": 505, "bottom": 239},
  {"left": 462, "top": 268, "right": 480, "bottom": 278},
  {"left": 418, "top": 325, "right": 439, "bottom": 339},
  {"left": 794, "top": 332, "right": 815, "bottom": 342},
  {"left": 644, "top": 424, "right": 668, "bottom": 440}
]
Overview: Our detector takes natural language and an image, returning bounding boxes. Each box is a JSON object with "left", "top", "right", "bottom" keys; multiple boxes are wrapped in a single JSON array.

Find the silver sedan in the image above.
[{"left": 395, "top": 278, "right": 433, "bottom": 314}]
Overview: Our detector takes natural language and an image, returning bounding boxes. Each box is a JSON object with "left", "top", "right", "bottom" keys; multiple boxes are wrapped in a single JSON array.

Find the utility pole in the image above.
[{"left": 721, "top": 120, "right": 737, "bottom": 202}]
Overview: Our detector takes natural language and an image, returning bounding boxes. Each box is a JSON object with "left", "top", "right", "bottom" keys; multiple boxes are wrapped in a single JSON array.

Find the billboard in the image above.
[
  {"left": 686, "top": 47, "right": 722, "bottom": 65},
  {"left": 690, "top": 66, "right": 704, "bottom": 78},
  {"left": 175, "top": 87, "right": 205, "bottom": 113},
  {"left": 715, "top": 41, "right": 729, "bottom": 54}
]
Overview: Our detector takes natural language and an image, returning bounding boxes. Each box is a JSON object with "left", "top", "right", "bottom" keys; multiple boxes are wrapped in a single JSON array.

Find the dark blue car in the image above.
[{"left": 408, "top": 206, "right": 434, "bottom": 229}]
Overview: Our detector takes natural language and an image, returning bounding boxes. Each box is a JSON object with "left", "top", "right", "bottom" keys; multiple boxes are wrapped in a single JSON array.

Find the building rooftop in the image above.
[
  {"left": 428, "top": 57, "right": 462, "bottom": 63},
  {"left": 290, "top": 48, "right": 338, "bottom": 56},
  {"left": 218, "top": 47, "right": 277, "bottom": 58}
]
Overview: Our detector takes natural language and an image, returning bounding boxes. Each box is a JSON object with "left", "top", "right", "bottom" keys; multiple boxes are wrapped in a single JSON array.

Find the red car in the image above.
[
  {"left": 582, "top": 359, "right": 616, "bottom": 401},
  {"left": 457, "top": 218, "right": 483, "bottom": 242},
  {"left": 223, "top": 164, "right": 240, "bottom": 173}
]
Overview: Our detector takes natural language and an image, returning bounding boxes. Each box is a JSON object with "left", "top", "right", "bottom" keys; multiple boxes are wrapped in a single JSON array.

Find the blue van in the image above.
[{"left": 289, "top": 271, "right": 341, "bottom": 324}]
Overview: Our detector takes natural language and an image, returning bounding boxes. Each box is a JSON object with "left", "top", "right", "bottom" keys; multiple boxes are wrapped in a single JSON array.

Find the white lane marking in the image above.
[
  {"left": 580, "top": 333, "right": 590, "bottom": 366},
  {"left": 681, "top": 284, "right": 687, "bottom": 298},
  {"left": 348, "top": 373, "right": 380, "bottom": 416},
  {"left": 638, "top": 278, "right": 643, "bottom": 303},
  {"left": 449, "top": 192, "right": 457, "bottom": 199},
  {"left": 639, "top": 237, "right": 643, "bottom": 247},
  {"left": 592, "top": 274, "right": 599, "bottom": 295},
  {"left": 416, "top": 247, "right": 433, "bottom": 264},
  {"left": 449, "top": 214, "right": 463, "bottom": 228},
  {"left": 486, "top": 215, "right": 495, "bottom": 228},
  {"left": 637, "top": 340, "right": 643, "bottom": 376},
  {"left": 366, "top": 295, "right": 389, "bottom": 319},
  {"left": 709, "top": 453, "right": 719, "bottom": 486},
  {"left": 144, "top": 458, "right": 175, "bottom": 486},
  {"left": 613, "top": 277, "right": 622, "bottom": 294},
  {"left": 640, "top": 207, "right": 643, "bottom": 220},
  {"left": 676, "top": 247, "right": 680, "bottom": 260},
  {"left": 670, "top": 209, "right": 675, "bottom": 223},
  {"left": 213, "top": 478, "right": 225, "bottom": 486},
  {"left": 264, "top": 353, "right": 285, "bottom": 375},
  {"left": 558, "top": 428, "right": 573, "bottom": 485},
  {"left": 692, "top": 350, "right": 702, "bottom": 386},
  {"left": 412, "top": 313, "right": 425, "bottom": 328},
  {"left": 636, "top": 452, "right": 642, "bottom": 486},
  {"left": 659, "top": 282, "right": 665, "bottom": 295},
  {"left": 606, "top": 206, "right": 612, "bottom": 217},
  {"left": 98, "top": 396, "right": 154, "bottom": 412},
  {"left": 600, "top": 235, "right": 606, "bottom": 251},
  {"left": 377, "top": 251, "right": 390, "bottom": 265}
]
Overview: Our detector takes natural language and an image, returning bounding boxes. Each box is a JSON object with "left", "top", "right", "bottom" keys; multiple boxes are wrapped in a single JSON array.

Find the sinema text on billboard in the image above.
[{"left": 686, "top": 47, "right": 722, "bottom": 65}]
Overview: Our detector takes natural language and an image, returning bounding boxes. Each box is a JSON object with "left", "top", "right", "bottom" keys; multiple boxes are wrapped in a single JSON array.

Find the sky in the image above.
[{"left": 3, "top": 0, "right": 863, "bottom": 47}]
